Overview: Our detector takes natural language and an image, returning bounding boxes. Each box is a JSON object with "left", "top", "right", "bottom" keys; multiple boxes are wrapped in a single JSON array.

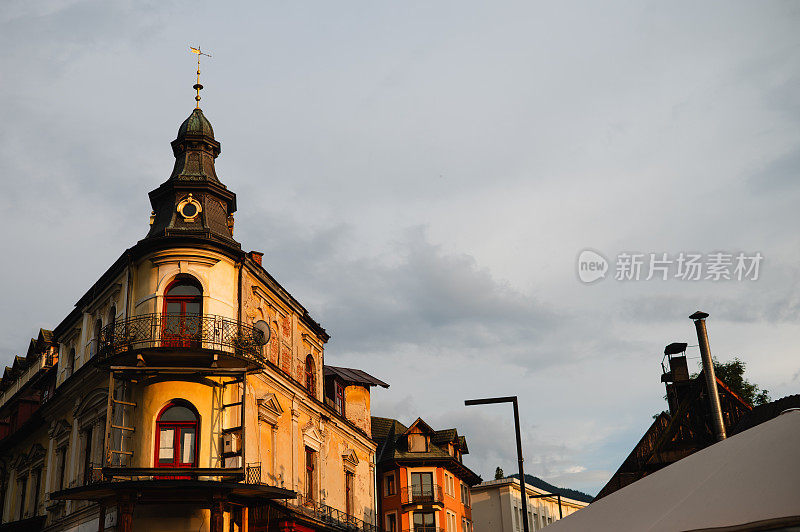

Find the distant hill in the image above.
[{"left": 508, "top": 473, "right": 594, "bottom": 504}]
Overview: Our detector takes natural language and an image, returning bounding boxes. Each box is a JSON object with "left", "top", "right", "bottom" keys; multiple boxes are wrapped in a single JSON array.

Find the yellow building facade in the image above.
[{"left": 0, "top": 104, "right": 387, "bottom": 532}]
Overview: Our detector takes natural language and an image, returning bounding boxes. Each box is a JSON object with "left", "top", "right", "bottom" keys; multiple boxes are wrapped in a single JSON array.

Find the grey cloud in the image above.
[
  {"left": 749, "top": 148, "right": 800, "bottom": 194},
  {"left": 243, "top": 220, "right": 559, "bottom": 356}
]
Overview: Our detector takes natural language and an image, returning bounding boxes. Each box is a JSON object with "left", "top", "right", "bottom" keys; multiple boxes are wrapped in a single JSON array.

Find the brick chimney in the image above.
[{"left": 247, "top": 251, "right": 263, "bottom": 266}]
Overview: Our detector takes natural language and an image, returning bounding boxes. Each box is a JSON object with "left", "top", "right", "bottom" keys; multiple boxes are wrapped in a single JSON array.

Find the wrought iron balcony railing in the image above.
[
  {"left": 282, "top": 493, "right": 381, "bottom": 532},
  {"left": 402, "top": 528, "right": 443, "bottom": 532},
  {"left": 245, "top": 462, "right": 262, "bottom": 484},
  {"left": 400, "top": 485, "right": 444, "bottom": 505},
  {"left": 80, "top": 462, "right": 257, "bottom": 484},
  {"left": 99, "top": 466, "right": 246, "bottom": 482},
  {"left": 98, "top": 313, "right": 266, "bottom": 365},
  {"left": 69, "top": 463, "right": 104, "bottom": 488}
]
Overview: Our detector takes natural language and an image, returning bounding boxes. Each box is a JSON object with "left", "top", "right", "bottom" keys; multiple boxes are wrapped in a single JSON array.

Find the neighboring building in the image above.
[
  {"left": 728, "top": 393, "right": 800, "bottom": 435},
  {"left": 545, "top": 410, "right": 800, "bottom": 532},
  {"left": 0, "top": 102, "right": 387, "bottom": 531},
  {"left": 470, "top": 478, "right": 588, "bottom": 532},
  {"left": 594, "top": 351, "right": 752, "bottom": 500},
  {"left": 372, "top": 417, "right": 481, "bottom": 532}
]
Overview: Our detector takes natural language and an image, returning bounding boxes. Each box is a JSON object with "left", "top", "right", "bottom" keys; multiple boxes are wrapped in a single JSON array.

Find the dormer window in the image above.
[
  {"left": 334, "top": 381, "right": 345, "bottom": 416},
  {"left": 408, "top": 433, "right": 428, "bottom": 452}
]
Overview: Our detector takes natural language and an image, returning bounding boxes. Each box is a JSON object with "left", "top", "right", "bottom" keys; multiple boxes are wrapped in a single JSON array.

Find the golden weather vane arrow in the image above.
[{"left": 189, "top": 46, "right": 212, "bottom": 108}]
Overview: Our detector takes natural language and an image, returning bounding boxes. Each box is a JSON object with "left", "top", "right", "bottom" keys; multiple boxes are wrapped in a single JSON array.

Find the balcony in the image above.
[
  {"left": 400, "top": 485, "right": 444, "bottom": 506},
  {"left": 0, "top": 351, "right": 56, "bottom": 411},
  {"left": 68, "top": 462, "right": 265, "bottom": 486},
  {"left": 53, "top": 462, "right": 293, "bottom": 507},
  {"left": 402, "top": 528, "right": 443, "bottom": 532},
  {"left": 281, "top": 493, "right": 381, "bottom": 532},
  {"left": 97, "top": 313, "right": 267, "bottom": 369}
]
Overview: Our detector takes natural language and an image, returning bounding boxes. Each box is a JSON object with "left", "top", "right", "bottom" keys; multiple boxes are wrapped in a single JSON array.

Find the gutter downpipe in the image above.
[
  {"left": 126, "top": 253, "right": 133, "bottom": 319},
  {"left": 237, "top": 258, "right": 243, "bottom": 325}
]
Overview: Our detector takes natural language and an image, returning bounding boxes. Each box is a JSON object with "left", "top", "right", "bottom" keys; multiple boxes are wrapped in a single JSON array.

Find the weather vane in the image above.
[{"left": 189, "top": 46, "right": 212, "bottom": 108}]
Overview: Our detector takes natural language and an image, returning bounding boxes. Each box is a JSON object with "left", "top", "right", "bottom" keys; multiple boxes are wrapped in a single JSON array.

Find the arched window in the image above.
[
  {"left": 155, "top": 401, "right": 199, "bottom": 470},
  {"left": 162, "top": 276, "right": 202, "bottom": 347},
  {"left": 107, "top": 306, "right": 116, "bottom": 333},
  {"left": 91, "top": 319, "right": 102, "bottom": 357},
  {"left": 305, "top": 355, "right": 315, "bottom": 395},
  {"left": 271, "top": 322, "right": 279, "bottom": 365},
  {"left": 106, "top": 306, "right": 117, "bottom": 351},
  {"left": 67, "top": 348, "right": 76, "bottom": 376}
]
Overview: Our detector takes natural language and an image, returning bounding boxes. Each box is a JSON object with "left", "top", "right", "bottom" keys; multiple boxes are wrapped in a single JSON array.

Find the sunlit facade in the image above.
[{"left": 0, "top": 104, "right": 387, "bottom": 532}]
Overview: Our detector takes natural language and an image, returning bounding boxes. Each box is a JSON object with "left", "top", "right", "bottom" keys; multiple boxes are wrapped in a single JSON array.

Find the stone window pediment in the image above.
[
  {"left": 257, "top": 393, "right": 284, "bottom": 426},
  {"left": 49, "top": 419, "right": 72, "bottom": 442},
  {"left": 302, "top": 422, "right": 324, "bottom": 452},
  {"left": 342, "top": 448, "right": 359, "bottom": 472},
  {"left": 10, "top": 444, "right": 46, "bottom": 471}
]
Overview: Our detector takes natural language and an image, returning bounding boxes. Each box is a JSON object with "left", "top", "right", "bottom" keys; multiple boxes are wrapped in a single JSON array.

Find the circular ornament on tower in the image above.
[{"left": 177, "top": 193, "right": 202, "bottom": 222}]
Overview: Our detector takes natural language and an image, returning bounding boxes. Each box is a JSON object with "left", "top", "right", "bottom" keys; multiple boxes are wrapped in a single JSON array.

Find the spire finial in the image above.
[{"left": 189, "top": 46, "right": 212, "bottom": 109}]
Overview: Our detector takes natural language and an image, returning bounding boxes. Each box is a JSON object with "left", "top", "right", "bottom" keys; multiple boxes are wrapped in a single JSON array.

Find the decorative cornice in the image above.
[
  {"left": 85, "top": 283, "right": 122, "bottom": 314},
  {"left": 149, "top": 251, "right": 221, "bottom": 267}
]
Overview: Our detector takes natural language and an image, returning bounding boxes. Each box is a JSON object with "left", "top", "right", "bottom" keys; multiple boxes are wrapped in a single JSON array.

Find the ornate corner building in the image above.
[
  {"left": 371, "top": 417, "right": 481, "bottom": 532},
  {"left": 0, "top": 105, "right": 388, "bottom": 532}
]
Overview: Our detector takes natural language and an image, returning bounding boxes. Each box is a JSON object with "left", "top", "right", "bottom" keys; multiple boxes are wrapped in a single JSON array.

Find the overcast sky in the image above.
[{"left": 2, "top": 1, "right": 799, "bottom": 495}]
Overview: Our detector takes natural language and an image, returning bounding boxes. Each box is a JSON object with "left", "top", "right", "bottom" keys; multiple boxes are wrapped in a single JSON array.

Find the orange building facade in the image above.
[{"left": 372, "top": 417, "right": 481, "bottom": 532}]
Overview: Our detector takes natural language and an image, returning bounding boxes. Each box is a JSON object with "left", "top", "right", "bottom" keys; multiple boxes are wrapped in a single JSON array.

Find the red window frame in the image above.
[
  {"left": 335, "top": 381, "right": 345, "bottom": 416},
  {"left": 345, "top": 470, "right": 355, "bottom": 516},
  {"left": 161, "top": 278, "right": 203, "bottom": 348},
  {"left": 305, "top": 355, "right": 315, "bottom": 394},
  {"left": 154, "top": 401, "right": 199, "bottom": 478},
  {"left": 305, "top": 447, "right": 316, "bottom": 501}
]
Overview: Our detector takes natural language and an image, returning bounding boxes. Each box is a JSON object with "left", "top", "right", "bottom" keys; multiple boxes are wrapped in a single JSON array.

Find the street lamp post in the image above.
[{"left": 464, "top": 396, "right": 529, "bottom": 532}]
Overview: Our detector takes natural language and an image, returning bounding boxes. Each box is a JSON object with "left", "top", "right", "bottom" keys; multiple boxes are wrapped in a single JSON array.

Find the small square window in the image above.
[{"left": 409, "top": 433, "right": 427, "bottom": 452}]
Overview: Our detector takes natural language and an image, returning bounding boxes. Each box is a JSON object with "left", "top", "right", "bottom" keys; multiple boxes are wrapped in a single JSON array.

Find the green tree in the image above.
[{"left": 692, "top": 357, "right": 770, "bottom": 406}]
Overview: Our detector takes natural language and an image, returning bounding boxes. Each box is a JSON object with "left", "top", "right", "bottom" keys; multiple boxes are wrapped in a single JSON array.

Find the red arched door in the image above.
[
  {"left": 162, "top": 277, "right": 202, "bottom": 348},
  {"left": 155, "top": 401, "right": 199, "bottom": 477}
]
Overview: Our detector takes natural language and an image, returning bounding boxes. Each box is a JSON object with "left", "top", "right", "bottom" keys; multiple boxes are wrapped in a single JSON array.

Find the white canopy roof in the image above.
[{"left": 548, "top": 409, "right": 800, "bottom": 532}]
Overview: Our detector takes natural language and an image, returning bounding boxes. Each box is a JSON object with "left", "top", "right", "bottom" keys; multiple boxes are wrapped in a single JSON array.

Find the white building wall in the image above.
[{"left": 470, "top": 478, "right": 589, "bottom": 532}]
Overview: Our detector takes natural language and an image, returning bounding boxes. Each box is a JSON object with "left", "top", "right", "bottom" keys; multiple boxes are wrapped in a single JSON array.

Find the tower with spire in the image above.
[{"left": 144, "top": 106, "right": 239, "bottom": 251}]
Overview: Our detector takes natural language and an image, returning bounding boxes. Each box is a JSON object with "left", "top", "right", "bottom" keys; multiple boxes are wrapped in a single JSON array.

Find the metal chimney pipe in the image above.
[{"left": 690, "top": 311, "right": 726, "bottom": 441}]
